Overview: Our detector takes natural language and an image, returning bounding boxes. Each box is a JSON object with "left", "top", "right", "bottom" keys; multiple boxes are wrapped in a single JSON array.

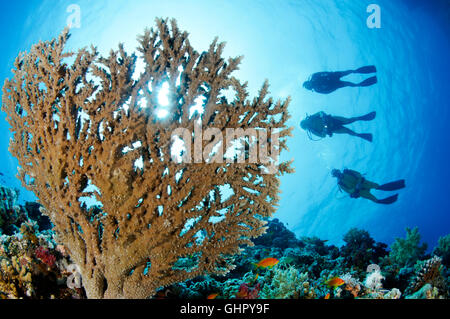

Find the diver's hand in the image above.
[{"left": 350, "top": 192, "right": 360, "bottom": 198}]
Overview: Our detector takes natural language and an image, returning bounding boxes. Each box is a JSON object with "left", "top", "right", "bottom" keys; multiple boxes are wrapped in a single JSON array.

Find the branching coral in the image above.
[{"left": 2, "top": 18, "right": 292, "bottom": 298}]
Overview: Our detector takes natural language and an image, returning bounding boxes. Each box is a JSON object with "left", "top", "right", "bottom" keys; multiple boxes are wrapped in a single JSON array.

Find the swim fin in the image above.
[
  {"left": 358, "top": 133, "right": 373, "bottom": 142},
  {"left": 358, "top": 76, "right": 378, "bottom": 87},
  {"left": 376, "top": 194, "right": 399, "bottom": 205},
  {"left": 377, "top": 179, "right": 406, "bottom": 191},
  {"left": 356, "top": 111, "right": 376, "bottom": 121},
  {"left": 355, "top": 65, "right": 377, "bottom": 74}
]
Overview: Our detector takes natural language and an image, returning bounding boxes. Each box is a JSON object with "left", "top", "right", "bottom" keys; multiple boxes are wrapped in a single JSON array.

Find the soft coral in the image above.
[
  {"left": 235, "top": 282, "right": 261, "bottom": 299},
  {"left": 35, "top": 246, "right": 56, "bottom": 267}
]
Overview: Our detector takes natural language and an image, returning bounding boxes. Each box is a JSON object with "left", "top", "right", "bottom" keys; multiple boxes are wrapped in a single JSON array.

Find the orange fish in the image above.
[
  {"left": 155, "top": 290, "right": 167, "bottom": 299},
  {"left": 325, "top": 277, "right": 345, "bottom": 288},
  {"left": 207, "top": 293, "right": 219, "bottom": 299},
  {"left": 253, "top": 257, "right": 279, "bottom": 269},
  {"left": 324, "top": 293, "right": 330, "bottom": 299},
  {"left": 235, "top": 289, "right": 247, "bottom": 299}
]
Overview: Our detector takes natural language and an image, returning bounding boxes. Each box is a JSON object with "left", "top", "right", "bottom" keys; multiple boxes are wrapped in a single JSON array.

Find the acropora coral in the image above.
[{"left": 2, "top": 18, "right": 292, "bottom": 298}]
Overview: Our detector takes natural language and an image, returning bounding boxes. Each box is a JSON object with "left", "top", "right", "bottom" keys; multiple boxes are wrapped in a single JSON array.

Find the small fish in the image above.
[
  {"left": 253, "top": 257, "right": 279, "bottom": 269},
  {"left": 254, "top": 273, "right": 259, "bottom": 281},
  {"left": 325, "top": 276, "right": 345, "bottom": 288},
  {"left": 155, "top": 291, "right": 167, "bottom": 299},
  {"left": 324, "top": 293, "right": 330, "bottom": 299},
  {"left": 207, "top": 293, "right": 219, "bottom": 299},
  {"left": 235, "top": 285, "right": 248, "bottom": 299}
]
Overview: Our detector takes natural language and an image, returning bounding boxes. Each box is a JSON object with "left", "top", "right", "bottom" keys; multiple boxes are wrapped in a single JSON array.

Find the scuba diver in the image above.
[
  {"left": 303, "top": 65, "right": 377, "bottom": 94},
  {"left": 331, "top": 168, "right": 405, "bottom": 204},
  {"left": 300, "top": 111, "right": 376, "bottom": 142}
]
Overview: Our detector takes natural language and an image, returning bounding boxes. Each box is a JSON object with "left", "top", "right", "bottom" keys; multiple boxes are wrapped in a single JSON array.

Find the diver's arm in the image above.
[{"left": 338, "top": 182, "right": 354, "bottom": 195}]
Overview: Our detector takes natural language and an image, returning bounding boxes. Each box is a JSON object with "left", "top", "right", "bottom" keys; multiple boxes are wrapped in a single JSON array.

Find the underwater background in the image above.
[{"left": 1, "top": 0, "right": 448, "bottom": 249}]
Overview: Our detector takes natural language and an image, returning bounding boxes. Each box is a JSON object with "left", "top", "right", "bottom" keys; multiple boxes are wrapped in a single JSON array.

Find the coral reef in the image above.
[
  {"left": 405, "top": 283, "right": 440, "bottom": 299},
  {"left": 1, "top": 199, "right": 447, "bottom": 299},
  {"left": 340, "top": 228, "right": 388, "bottom": 270},
  {"left": 0, "top": 204, "right": 82, "bottom": 299},
  {"left": 387, "top": 227, "right": 427, "bottom": 268},
  {"left": 405, "top": 256, "right": 447, "bottom": 298},
  {"left": 433, "top": 234, "right": 450, "bottom": 267},
  {"left": 0, "top": 185, "right": 28, "bottom": 235},
  {"left": 380, "top": 227, "right": 429, "bottom": 292},
  {"left": 2, "top": 18, "right": 292, "bottom": 298},
  {"left": 0, "top": 184, "right": 51, "bottom": 236},
  {"left": 260, "top": 266, "right": 315, "bottom": 299},
  {"left": 151, "top": 220, "right": 448, "bottom": 300}
]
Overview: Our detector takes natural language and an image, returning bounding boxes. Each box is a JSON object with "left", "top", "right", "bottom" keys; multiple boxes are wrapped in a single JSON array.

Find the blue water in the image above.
[{"left": 0, "top": 0, "right": 449, "bottom": 249}]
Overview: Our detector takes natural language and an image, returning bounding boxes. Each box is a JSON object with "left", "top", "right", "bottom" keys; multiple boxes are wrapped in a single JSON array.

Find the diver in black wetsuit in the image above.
[
  {"left": 303, "top": 66, "right": 378, "bottom": 94},
  {"left": 331, "top": 168, "right": 406, "bottom": 204},
  {"left": 300, "top": 111, "right": 376, "bottom": 142}
]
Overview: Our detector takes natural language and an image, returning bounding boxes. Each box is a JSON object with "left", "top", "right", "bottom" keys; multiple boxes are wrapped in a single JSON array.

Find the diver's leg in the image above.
[
  {"left": 332, "top": 112, "right": 376, "bottom": 125},
  {"left": 376, "top": 180, "right": 406, "bottom": 191},
  {"left": 360, "top": 190, "right": 398, "bottom": 204},
  {"left": 327, "top": 80, "right": 359, "bottom": 91},
  {"left": 358, "top": 76, "right": 378, "bottom": 87},
  {"left": 334, "top": 70, "right": 354, "bottom": 78},
  {"left": 354, "top": 111, "right": 376, "bottom": 121},
  {"left": 363, "top": 180, "right": 380, "bottom": 190},
  {"left": 376, "top": 194, "right": 399, "bottom": 204},
  {"left": 335, "top": 66, "right": 376, "bottom": 78},
  {"left": 359, "top": 190, "right": 379, "bottom": 203},
  {"left": 354, "top": 65, "right": 377, "bottom": 74},
  {"left": 332, "top": 116, "right": 356, "bottom": 125},
  {"left": 333, "top": 127, "right": 373, "bottom": 142}
]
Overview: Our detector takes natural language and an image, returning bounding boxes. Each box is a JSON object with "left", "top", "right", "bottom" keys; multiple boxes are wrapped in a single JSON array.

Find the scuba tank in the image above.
[{"left": 301, "top": 112, "right": 329, "bottom": 141}]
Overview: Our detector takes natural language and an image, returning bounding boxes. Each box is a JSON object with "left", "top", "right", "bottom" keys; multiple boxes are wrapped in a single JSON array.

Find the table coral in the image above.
[{"left": 2, "top": 18, "right": 292, "bottom": 298}]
